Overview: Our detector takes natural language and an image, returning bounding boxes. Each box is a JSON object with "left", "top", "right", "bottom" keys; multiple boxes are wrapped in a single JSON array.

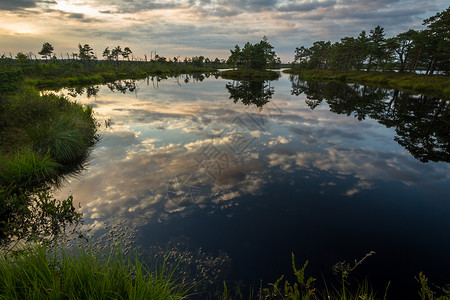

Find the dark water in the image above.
[{"left": 55, "top": 73, "right": 450, "bottom": 298}]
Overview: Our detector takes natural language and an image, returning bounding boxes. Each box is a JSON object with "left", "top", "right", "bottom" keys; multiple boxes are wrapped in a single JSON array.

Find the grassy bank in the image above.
[
  {"left": 4, "top": 245, "right": 446, "bottom": 300},
  {"left": 25, "top": 66, "right": 219, "bottom": 89},
  {"left": 220, "top": 69, "right": 280, "bottom": 81},
  {"left": 0, "top": 59, "right": 221, "bottom": 245},
  {"left": 283, "top": 69, "right": 450, "bottom": 99},
  {"left": 0, "top": 81, "right": 97, "bottom": 244},
  {"left": 0, "top": 87, "right": 97, "bottom": 188},
  {"left": 0, "top": 244, "right": 190, "bottom": 299},
  {"left": 1, "top": 57, "right": 219, "bottom": 89}
]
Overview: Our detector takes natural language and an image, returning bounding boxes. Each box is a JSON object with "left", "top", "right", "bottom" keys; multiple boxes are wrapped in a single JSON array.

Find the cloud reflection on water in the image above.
[{"left": 54, "top": 76, "right": 449, "bottom": 235}]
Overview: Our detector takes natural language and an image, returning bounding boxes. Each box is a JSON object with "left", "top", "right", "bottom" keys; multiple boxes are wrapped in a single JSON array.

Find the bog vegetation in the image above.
[
  {"left": 0, "top": 6, "right": 448, "bottom": 300},
  {"left": 289, "top": 7, "right": 449, "bottom": 75},
  {"left": 0, "top": 87, "right": 97, "bottom": 246},
  {"left": 221, "top": 37, "right": 281, "bottom": 80},
  {"left": 285, "top": 7, "right": 449, "bottom": 98},
  {"left": 0, "top": 243, "right": 191, "bottom": 300},
  {"left": 2, "top": 39, "right": 232, "bottom": 94}
]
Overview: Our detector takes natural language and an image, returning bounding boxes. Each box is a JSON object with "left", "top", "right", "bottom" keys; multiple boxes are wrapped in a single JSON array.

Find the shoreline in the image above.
[{"left": 283, "top": 69, "right": 450, "bottom": 99}]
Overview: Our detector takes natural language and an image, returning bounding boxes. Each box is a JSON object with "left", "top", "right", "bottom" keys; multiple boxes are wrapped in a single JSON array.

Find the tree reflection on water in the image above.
[
  {"left": 226, "top": 80, "right": 274, "bottom": 109},
  {"left": 289, "top": 74, "right": 450, "bottom": 163}
]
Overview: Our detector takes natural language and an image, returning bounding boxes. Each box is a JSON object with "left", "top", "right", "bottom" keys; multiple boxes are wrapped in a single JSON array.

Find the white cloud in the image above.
[{"left": 0, "top": 0, "right": 446, "bottom": 61}]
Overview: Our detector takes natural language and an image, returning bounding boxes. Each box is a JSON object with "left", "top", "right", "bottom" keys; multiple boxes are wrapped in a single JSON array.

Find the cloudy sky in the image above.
[{"left": 0, "top": 0, "right": 447, "bottom": 62}]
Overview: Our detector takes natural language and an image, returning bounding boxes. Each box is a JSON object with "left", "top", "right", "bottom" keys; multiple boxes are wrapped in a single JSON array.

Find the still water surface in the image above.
[{"left": 55, "top": 73, "right": 449, "bottom": 297}]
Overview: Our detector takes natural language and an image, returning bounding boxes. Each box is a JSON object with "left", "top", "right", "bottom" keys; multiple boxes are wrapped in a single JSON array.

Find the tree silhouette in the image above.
[
  {"left": 111, "top": 46, "right": 122, "bottom": 61},
  {"left": 422, "top": 6, "right": 450, "bottom": 74},
  {"left": 226, "top": 80, "right": 274, "bottom": 109},
  {"left": 78, "top": 44, "right": 96, "bottom": 60},
  {"left": 291, "top": 7, "right": 449, "bottom": 74},
  {"left": 122, "top": 47, "right": 132, "bottom": 61},
  {"left": 289, "top": 75, "right": 449, "bottom": 162},
  {"left": 102, "top": 47, "right": 112, "bottom": 60},
  {"left": 38, "top": 42, "right": 54, "bottom": 60},
  {"left": 227, "top": 37, "right": 278, "bottom": 71}
]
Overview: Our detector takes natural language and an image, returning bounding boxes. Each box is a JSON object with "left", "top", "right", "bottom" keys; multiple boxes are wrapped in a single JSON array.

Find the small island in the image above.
[{"left": 220, "top": 37, "right": 281, "bottom": 81}]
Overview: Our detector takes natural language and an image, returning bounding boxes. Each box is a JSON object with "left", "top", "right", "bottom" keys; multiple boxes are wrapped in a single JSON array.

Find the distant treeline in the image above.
[
  {"left": 0, "top": 43, "right": 226, "bottom": 91},
  {"left": 292, "top": 7, "right": 449, "bottom": 74},
  {"left": 3, "top": 42, "right": 227, "bottom": 66}
]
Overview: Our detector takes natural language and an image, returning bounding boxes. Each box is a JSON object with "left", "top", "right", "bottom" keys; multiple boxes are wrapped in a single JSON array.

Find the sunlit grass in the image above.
[
  {"left": 27, "top": 115, "right": 88, "bottom": 164},
  {"left": 0, "top": 244, "right": 191, "bottom": 299},
  {"left": 0, "top": 87, "right": 97, "bottom": 188},
  {"left": 0, "top": 148, "right": 60, "bottom": 187}
]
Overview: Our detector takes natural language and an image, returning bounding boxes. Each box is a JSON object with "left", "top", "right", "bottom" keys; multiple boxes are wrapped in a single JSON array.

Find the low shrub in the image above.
[{"left": 0, "top": 68, "right": 23, "bottom": 93}]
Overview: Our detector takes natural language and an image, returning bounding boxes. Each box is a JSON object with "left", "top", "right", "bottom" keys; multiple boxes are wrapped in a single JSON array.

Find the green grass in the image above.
[
  {"left": 0, "top": 244, "right": 191, "bottom": 300},
  {"left": 283, "top": 69, "right": 450, "bottom": 99},
  {"left": 220, "top": 69, "right": 280, "bottom": 81},
  {"left": 26, "top": 115, "right": 90, "bottom": 164},
  {"left": 218, "top": 252, "right": 449, "bottom": 300},
  {"left": 22, "top": 65, "right": 219, "bottom": 89},
  {"left": 0, "top": 67, "right": 98, "bottom": 246},
  {"left": 0, "top": 87, "right": 97, "bottom": 188},
  {"left": 0, "top": 148, "right": 60, "bottom": 187},
  {"left": 323, "top": 279, "right": 378, "bottom": 300},
  {"left": 1, "top": 244, "right": 448, "bottom": 300},
  {"left": 0, "top": 86, "right": 96, "bottom": 245},
  {"left": 0, "top": 87, "right": 97, "bottom": 242}
]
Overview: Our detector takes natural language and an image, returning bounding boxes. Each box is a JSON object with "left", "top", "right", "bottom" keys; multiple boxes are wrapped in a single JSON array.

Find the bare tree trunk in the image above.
[
  {"left": 411, "top": 48, "right": 421, "bottom": 73},
  {"left": 429, "top": 59, "right": 435, "bottom": 75},
  {"left": 367, "top": 56, "right": 373, "bottom": 72}
]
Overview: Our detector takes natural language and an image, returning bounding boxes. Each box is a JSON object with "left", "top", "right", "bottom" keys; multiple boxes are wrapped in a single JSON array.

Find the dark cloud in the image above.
[
  {"left": 68, "top": 13, "right": 84, "bottom": 19},
  {"left": 278, "top": 0, "right": 336, "bottom": 12},
  {"left": 0, "top": 0, "right": 35, "bottom": 10},
  {"left": 333, "top": 7, "right": 424, "bottom": 21},
  {"left": 107, "top": 0, "right": 182, "bottom": 13},
  {"left": 340, "top": 0, "right": 401, "bottom": 5},
  {"left": 104, "top": 0, "right": 280, "bottom": 15},
  {"left": 40, "top": 9, "right": 102, "bottom": 23},
  {"left": 0, "top": 0, "right": 55, "bottom": 11},
  {"left": 195, "top": 5, "right": 242, "bottom": 17},
  {"left": 190, "top": 0, "right": 212, "bottom": 4},
  {"left": 1, "top": 0, "right": 447, "bottom": 63},
  {"left": 243, "top": 0, "right": 278, "bottom": 10},
  {"left": 217, "top": 0, "right": 278, "bottom": 13}
]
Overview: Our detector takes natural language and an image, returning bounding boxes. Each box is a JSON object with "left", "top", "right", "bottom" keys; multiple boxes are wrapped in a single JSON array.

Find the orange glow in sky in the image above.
[{"left": 0, "top": 0, "right": 447, "bottom": 62}]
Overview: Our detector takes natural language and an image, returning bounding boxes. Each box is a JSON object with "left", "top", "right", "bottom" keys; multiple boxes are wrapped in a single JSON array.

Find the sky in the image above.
[{"left": 0, "top": 0, "right": 447, "bottom": 62}]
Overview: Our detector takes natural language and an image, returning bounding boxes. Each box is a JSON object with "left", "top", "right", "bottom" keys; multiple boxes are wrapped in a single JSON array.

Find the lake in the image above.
[{"left": 54, "top": 72, "right": 450, "bottom": 298}]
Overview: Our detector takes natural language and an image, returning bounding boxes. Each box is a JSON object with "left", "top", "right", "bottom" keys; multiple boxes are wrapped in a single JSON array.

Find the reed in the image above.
[{"left": 0, "top": 244, "right": 191, "bottom": 300}]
